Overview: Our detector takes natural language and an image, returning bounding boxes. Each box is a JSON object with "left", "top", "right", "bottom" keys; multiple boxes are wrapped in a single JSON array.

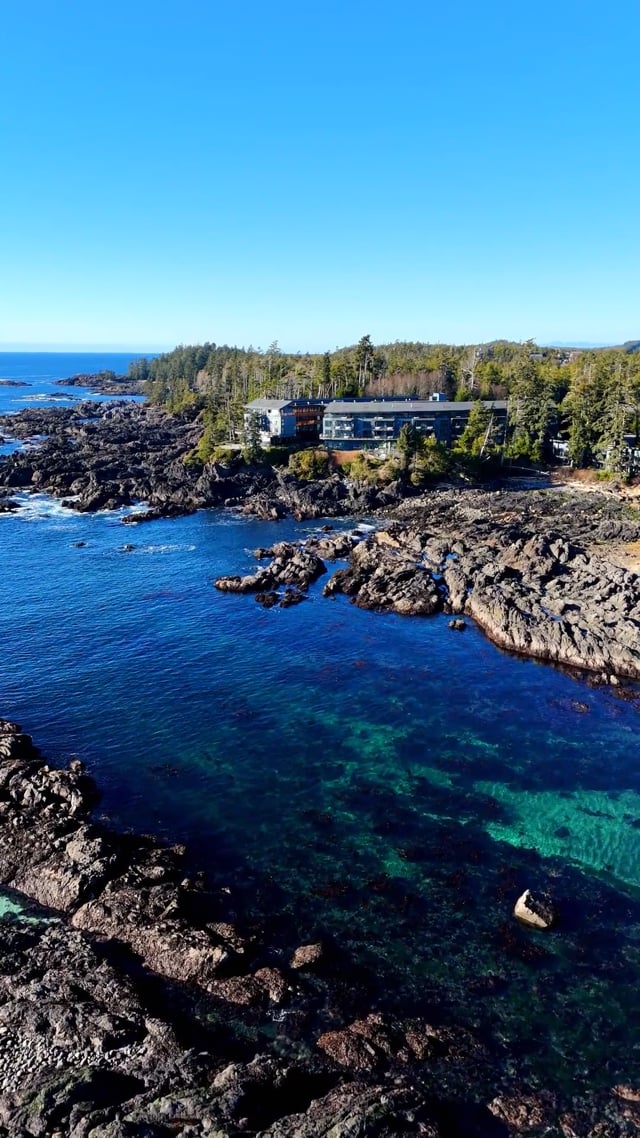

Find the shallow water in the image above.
[{"left": 0, "top": 354, "right": 638, "bottom": 1094}]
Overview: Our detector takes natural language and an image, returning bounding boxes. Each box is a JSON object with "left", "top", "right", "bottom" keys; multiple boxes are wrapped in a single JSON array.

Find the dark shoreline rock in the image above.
[
  {"left": 0, "top": 718, "right": 638, "bottom": 1135},
  {"left": 0, "top": 402, "right": 405, "bottom": 521},
  {"left": 0, "top": 718, "right": 638, "bottom": 1136},
  {"left": 1, "top": 398, "right": 639, "bottom": 679},
  {"left": 1, "top": 394, "right": 639, "bottom": 668},
  {"left": 55, "top": 372, "right": 146, "bottom": 395},
  {"left": 218, "top": 498, "right": 640, "bottom": 680}
]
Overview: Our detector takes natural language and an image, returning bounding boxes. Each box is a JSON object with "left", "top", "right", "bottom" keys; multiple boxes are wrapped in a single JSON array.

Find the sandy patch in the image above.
[{"left": 593, "top": 539, "right": 640, "bottom": 574}]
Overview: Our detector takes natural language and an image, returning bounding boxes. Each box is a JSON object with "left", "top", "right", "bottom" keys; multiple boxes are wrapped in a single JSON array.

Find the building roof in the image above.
[
  {"left": 246, "top": 398, "right": 294, "bottom": 411},
  {"left": 324, "top": 400, "right": 508, "bottom": 414}
]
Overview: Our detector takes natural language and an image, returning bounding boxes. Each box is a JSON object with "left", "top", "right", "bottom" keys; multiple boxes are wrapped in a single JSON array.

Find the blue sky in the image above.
[{"left": 1, "top": 0, "right": 638, "bottom": 351}]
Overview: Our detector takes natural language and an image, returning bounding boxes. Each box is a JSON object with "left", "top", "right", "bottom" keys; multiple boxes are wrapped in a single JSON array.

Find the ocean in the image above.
[{"left": 0, "top": 352, "right": 639, "bottom": 1094}]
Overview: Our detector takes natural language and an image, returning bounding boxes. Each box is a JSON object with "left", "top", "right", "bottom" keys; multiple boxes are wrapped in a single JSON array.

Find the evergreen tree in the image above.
[
  {"left": 507, "top": 355, "right": 555, "bottom": 462},
  {"left": 456, "top": 402, "right": 494, "bottom": 456},
  {"left": 356, "top": 335, "right": 374, "bottom": 392},
  {"left": 599, "top": 361, "right": 630, "bottom": 474},
  {"left": 562, "top": 359, "right": 603, "bottom": 468}
]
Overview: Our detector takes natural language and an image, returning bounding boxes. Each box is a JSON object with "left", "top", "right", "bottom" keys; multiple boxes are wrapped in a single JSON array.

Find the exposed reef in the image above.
[
  {"left": 55, "top": 372, "right": 147, "bottom": 396},
  {"left": 216, "top": 491, "right": 640, "bottom": 681}
]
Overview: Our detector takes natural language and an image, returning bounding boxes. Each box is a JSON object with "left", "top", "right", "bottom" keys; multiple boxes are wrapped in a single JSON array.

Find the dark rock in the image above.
[
  {"left": 0, "top": 717, "right": 631, "bottom": 1135},
  {"left": 255, "top": 591, "right": 280, "bottom": 608},
  {"left": 278, "top": 587, "right": 307, "bottom": 607},
  {"left": 322, "top": 536, "right": 441, "bottom": 616}
]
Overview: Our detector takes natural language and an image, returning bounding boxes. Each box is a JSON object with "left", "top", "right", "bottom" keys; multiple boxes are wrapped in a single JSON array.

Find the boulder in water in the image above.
[{"left": 514, "top": 889, "right": 556, "bottom": 929}]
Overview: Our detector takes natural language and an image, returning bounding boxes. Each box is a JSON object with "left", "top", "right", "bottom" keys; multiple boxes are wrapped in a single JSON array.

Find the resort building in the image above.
[
  {"left": 243, "top": 395, "right": 508, "bottom": 452},
  {"left": 320, "top": 398, "right": 508, "bottom": 452},
  {"left": 244, "top": 398, "right": 327, "bottom": 448}
]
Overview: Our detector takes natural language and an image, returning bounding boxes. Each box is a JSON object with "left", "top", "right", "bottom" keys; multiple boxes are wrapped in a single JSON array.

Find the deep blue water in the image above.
[
  {"left": 0, "top": 351, "right": 147, "bottom": 416},
  {"left": 0, "top": 354, "right": 639, "bottom": 1093}
]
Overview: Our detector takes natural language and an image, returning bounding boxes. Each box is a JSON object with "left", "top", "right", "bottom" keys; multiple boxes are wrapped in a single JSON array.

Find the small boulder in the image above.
[
  {"left": 448, "top": 618, "right": 467, "bottom": 631},
  {"left": 290, "top": 942, "right": 324, "bottom": 970},
  {"left": 514, "top": 889, "right": 556, "bottom": 929},
  {"left": 255, "top": 591, "right": 279, "bottom": 608}
]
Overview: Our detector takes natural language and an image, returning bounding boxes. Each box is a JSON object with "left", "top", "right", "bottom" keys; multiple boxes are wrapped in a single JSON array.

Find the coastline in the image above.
[
  {"left": 0, "top": 717, "right": 638, "bottom": 1137},
  {"left": 1, "top": 390, "right": 640, "bottom": 1134},
  {"left": 1, "top": 399, "right": 640, "bottom": 681}
]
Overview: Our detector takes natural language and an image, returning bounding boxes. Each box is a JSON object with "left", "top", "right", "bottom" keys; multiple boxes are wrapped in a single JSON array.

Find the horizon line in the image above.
[{"left": 0, "top": 339, "right": 625, "bottom": 355}]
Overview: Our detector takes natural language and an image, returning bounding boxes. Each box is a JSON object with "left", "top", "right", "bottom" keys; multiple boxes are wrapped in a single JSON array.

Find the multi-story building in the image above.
[
  {"left": 243, "top": 395, "right": 508, "bottom": 452},
  {"left": 244, "top": 398, "right": 327, "bottom": 448},
  {"left": 320, "top": 398, "right": 508, "bottom": 451}
]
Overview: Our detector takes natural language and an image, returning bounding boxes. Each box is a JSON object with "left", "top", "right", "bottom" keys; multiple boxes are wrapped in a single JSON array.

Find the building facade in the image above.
[
  {"left": 244, "top": 396, "right": 508, "bottom": 452},
  {"left": 320, "top": 398, "right": 508, "bottom": 451},
  {"left": 244, "top": 398, "right": 327, "bottom": 448}
]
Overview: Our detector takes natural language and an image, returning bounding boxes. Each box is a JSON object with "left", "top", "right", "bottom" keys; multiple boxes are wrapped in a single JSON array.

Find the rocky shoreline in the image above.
[
  {"left": 0, "top": 718, "right": 638, "bottom": 1137},
  {"left": 1, "top": 400, "right": 640, "bottom": 681},
  {"left": 54, "top": 373, "right": 147, "bottom": 396},
  {"left": 0, "top": 402, "right": 404, "bottom": 516},
  {"left": 215, "top": 491, "right": 640, "bottom": 682}
]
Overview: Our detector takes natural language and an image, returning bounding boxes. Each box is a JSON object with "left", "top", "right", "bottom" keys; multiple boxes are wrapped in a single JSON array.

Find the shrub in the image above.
[
  {"left": 263, "top": 446, "right": 291, "bottom": 467},
  {"left": 210, "top": 446, "right": 239, "bottom": 466},
  {"left": 348, "top": 453, "right": 385, "bottom": 484},
  {"left": 287, "top": 448, "right": 330, "bottom": 480}
]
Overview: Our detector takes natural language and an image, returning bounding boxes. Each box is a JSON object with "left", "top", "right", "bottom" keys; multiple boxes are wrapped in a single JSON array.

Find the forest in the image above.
[{"left": 127, "top": 337, "right": 640, "bottom": 475}]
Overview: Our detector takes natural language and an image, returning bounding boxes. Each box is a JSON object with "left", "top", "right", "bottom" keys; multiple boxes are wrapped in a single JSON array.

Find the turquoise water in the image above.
[{"left": 0, "top": 354, "right": 639, "bottom": 1093}]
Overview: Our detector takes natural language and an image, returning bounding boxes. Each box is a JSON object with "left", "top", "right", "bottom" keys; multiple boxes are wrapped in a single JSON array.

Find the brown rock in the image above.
[
  {"left": 316, "top": 1028, "right": 379, "bottom": 1072},
  {"left": 289, "top": 942, "right": 324, "bottom": 970}
]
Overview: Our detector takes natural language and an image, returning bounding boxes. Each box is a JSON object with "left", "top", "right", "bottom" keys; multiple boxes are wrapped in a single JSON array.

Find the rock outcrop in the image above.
[
  {"left": 217, "top": 488, "right": 640, "bottom": 680},
  {"left": 0, "top": 403, "right": 403, "bottom": 522},
  {"left": 0, "top": 719, "right": 637, "bottom": 1136},
  {"left": 513, "top": 890, "right": 556, "bottom": 930}
]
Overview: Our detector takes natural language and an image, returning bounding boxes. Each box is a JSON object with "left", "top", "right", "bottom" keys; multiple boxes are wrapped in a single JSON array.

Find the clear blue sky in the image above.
[{"left": 1, "top": 0, "right": 638, "bottom": 352}]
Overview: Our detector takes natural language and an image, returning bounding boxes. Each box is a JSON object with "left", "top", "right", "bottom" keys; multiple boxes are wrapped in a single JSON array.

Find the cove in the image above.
[{"left": 1, "top": 495, "right": 639, "bottom": 1094}]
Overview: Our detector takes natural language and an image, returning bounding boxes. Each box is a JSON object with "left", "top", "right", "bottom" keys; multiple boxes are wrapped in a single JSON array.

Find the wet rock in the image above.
[
  {"left": 612, "top": 1084, "right": 640, "bottom": 1102},
  {"left": 255, "top": 590, "right": 280, "bottom": 608},
  {"left": 278, "top": 587, "right": 306, "bottom": 607},
  {"left": 0, "top": 717, "right": 632, "bottom": 1135},
  {"left": 289, "top": 942, "right": 324, "bottom": 971},
  {"left": 216, "top": 542, "right": 325, "bottom": 598},
  {"left": 514, "top": 889, "right": 556, "bottom": 929},
  {"left": 323, "top": 537, "right": 441, "bottom": 616},
  {"left": 488, "top": 1090, "right": 559, "bottom": 1133},
  {"left": 316, "top": 1027, "right": 380, "bottom": 1072}
]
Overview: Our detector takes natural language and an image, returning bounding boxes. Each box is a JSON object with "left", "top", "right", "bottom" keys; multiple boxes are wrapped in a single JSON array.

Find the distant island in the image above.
[{"left": 55, "top": 369, "right": 146, "bottom": 395}]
